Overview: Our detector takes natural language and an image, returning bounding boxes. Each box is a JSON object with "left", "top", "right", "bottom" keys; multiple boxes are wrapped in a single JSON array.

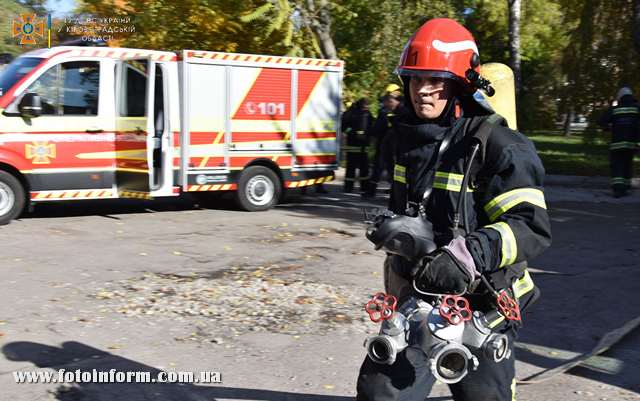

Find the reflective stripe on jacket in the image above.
[{"left": 389, "top": 113, "right": 552, "bottom": 276}]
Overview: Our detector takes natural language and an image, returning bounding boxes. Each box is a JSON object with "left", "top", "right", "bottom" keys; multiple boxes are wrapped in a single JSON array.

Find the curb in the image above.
[
  {"left": 331, "top": 168, "right": 639, "bottom": 189},
  {"left": 544, "top": 175, "right": 640, "bottom": 189}
]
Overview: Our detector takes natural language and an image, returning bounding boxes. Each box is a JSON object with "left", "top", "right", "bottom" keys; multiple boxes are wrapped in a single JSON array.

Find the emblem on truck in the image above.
[{"left": 26, "top": 141, "right": 56, "bottom": 164}]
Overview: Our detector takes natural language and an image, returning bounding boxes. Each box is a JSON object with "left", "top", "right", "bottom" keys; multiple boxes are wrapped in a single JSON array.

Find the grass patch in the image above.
[{"left": 526, "top": 131, "right": 640, "bottom": 176}]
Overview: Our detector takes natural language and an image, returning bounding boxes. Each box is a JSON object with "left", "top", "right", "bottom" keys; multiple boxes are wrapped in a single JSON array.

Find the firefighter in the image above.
[
  {"left": 364, "top": 86, "right": 405, "bottom": 198},
  {"left": 342, "top": 98, "right": 374, "bottom": 193},
  {"left": 356, "top": 18, "right": 552, "bottom": 401},
  {"left": 598, "top": 87, "right": 640, "bottom": 197}
]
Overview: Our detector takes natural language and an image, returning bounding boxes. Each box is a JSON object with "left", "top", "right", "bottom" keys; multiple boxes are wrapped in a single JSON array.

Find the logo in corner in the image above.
[
  {"left": 26, "top": 141, "right": 56, "bottom": 164},
  {"left": 12, "top": 14, "right": 45, "bottom": 45}
]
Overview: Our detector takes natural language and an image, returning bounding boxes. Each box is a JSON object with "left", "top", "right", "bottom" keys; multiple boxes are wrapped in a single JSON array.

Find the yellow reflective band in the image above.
[
  {"left": 511, "top": 378, "right": 517, "bottom": 401},
  {"left": 610, "top": 177, "right": 631, "bottom": 184},
  {"left": 394, "top": 164, "right": 406, "bottom": 184},
  {"left": 484, "top": 188, "right": 547, "bottom": 222},
  {"left": 485, "top": 221, "right": 517, "bottom": 267},
  {"left": 612, "top": 107, "right": 639, "bottom": 115},
  {"left": 513, "top": 269, "right": 534, "bottom": 298},
  {"left": 432, "top": 171, "right": 474, "bottom": 192},
  {"left": 343, "top": 145, "right": 364, "bottom": 153},
  {"left": 489, "top": 315, "right": 505, "bottom": 328},
  {"left": 609, "top": 141, "right": 638, "bottom": 150}
]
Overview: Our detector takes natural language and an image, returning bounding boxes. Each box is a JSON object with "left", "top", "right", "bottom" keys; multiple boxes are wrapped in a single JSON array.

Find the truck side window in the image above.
[
  {"left": 61, "top": 61, "right": 99, "bottom": 115},
  {"left": 28, "top": 65, "right": 58, "bottom": 115},
  {"left": 26, "top": 61, "right": 100, "bottom": 116},
  {"left": 120, "top": 60, "right": 148, "bottom": 117}
]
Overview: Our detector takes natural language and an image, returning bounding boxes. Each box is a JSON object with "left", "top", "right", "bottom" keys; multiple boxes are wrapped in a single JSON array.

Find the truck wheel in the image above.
[
  {"left": 236, "top": 166, "right": 281, "bottom": 211},
  {"left": 0, "top": 170, "right": 26, "bottom": 225}
]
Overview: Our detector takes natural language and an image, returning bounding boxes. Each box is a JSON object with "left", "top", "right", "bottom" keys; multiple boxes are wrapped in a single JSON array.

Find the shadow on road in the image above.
[
  {"left": 511, "top": 200, "right": 640, "bottom": 394},
  {"left": 3, "top": 341, "right": 377, "bottom": 401},
  {"left": 19, "top": 183, "right": 384, "bottom": 226}
]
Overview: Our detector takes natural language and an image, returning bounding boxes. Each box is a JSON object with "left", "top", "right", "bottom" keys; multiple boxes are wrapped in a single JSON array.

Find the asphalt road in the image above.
[{"left": 0, "top": 181, "right": 639, "bottom": 401}]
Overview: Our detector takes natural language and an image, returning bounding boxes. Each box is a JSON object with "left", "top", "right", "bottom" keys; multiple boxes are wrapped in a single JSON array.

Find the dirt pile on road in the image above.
[{"left": 94, "top": 266, "right": 373, "bottom": 341}]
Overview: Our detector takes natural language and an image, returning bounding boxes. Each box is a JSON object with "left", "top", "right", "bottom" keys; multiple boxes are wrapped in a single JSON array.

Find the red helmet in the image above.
[{"left": 397, "top": 18, "right": 480, "bottom": 91}]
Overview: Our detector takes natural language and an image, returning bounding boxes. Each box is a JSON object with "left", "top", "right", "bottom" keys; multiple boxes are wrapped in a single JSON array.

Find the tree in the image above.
[
  {"left": 559, "top": 0, "right": 640, "bottom": 133},
  {"left": 79, "top": 0, "right": 255, "bottom": 52},
  {"left": 239, "top": 0, "right": 338, "bottom": 59},
  {"left": 76, "top": 0, "right": 620, "bottom": 133},
  {"left": 333, "top": 0, "right": 458, "bottom": 104},
  {"left": 634, "top": 0, "right": 640, "bottom": 55},
  {"left": 17, "top": 0, "right": 47, "bottom": 14},
  {"left": 507, "top": 0, "right": 521, "bottom": 100},
  {"left": 465, "top": 0, "right": 567, "bottom": 130},
  {"left": 1, "top": 0, "right": 45, "bottom": 56},
  {"left": 302, "top": 0, "right": 337, "bottom": 59}
]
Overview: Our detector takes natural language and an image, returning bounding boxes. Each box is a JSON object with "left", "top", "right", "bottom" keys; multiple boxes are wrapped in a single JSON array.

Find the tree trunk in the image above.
[
  {"left": 306, "top": 0, "right": 338, "bottom": 59},
  {"left": 508, "top": 0, "right": 522, "bottom": 101},
  {"left": 634, "top": 0, "right": 640, "bottom": 56},
  {"left": 563, "top": 108, "right": 574, "bottom": 136}
]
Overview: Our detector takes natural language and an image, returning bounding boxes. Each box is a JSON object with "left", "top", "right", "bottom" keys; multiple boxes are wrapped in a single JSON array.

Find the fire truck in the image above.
[{"left": 0, "top": 46, "right": 343, "bottom": 224}]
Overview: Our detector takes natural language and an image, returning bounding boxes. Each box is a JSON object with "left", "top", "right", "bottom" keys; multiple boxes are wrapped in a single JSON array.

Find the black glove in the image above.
[{"left": 412, "top": 248, "right": 473, "bottom": 295}]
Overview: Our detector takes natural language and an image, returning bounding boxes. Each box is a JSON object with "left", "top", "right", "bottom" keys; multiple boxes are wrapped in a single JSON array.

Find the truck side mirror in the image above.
[{"left": 18, "top": 93, "right": 42, "bottom": 118}]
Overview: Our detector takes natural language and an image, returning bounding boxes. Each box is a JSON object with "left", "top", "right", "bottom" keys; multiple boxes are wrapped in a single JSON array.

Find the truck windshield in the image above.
[{"left": 0, "top": 57, "right": 42, "bottom": 97}]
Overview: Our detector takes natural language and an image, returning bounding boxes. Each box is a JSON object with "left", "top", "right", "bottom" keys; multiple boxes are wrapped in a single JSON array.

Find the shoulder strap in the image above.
[
  {"left": 474, "top": 113, "right": 504, "bottom": 142},
  {"left": 471, "top": 113, "right": 507, "bottom": 164},
  {"left": 420, "top": 118, "right": 466, "bottom": 206}
]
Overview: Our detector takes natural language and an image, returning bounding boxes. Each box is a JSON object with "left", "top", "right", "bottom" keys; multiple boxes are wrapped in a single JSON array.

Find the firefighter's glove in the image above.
[{"left": 412, "top": 238, "right": 478, "bottom": 295}]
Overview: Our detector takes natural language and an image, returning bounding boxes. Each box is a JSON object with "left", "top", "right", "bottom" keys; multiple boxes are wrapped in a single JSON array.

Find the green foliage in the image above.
[
  {"left": 73, "top": 0, "right": 638, "bottom": 132},
  {"left": 529, "top": 132, "right": 640, "bottom": 176},
  {"left": 560, "top": 0, "right": 640, "bottom": 120},
  {"left": 239, "top": 3, "right": 274, "bottom": 23},
  {"left": 79, "top": 0, "right": 263, "bottom": 52},
  {"left": 333, "top": 0, "right": 459, "bottom": 108},
  {"left": 465, "top": 0, "right": 567, "bottom": 130},
  {"left": 236, "top": 0, "right": 328, "bottom": 59}
]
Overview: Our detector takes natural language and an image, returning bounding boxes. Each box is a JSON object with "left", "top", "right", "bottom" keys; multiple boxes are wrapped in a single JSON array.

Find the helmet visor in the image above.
[{"left": 395, "top": 68, "right": 466, "bottom": 86}]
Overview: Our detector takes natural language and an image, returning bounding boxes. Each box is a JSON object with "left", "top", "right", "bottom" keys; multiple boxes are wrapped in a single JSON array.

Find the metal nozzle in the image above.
[
  {"left": 429, "top": 342, "right": 478, "bottom": 384},
  {"left": 366, "top": 335, "right": 403, "bottom": 365}
]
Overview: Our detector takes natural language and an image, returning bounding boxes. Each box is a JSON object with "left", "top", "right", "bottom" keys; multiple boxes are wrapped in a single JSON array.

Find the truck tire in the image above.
[
  {"left": 236, "top": 166, "right": 281, "bottom": 211},
  {"left": 0, "top": 170, "right": 26, "bottom": 225}
]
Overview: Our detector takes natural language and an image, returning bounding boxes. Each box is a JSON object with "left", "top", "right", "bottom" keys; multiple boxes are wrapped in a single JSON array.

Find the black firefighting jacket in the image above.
[
  {"left": 598, "top": 95, "right": 640, "bottom": 151},
  {"left": 341, "top": 108, "right": 373, "bottom": 153},
  {"left": 369, "top": 109, "right": 395, "bottom": 145},
  {"left": 389, "top": 110, "right": 552, "bottom": 304}
]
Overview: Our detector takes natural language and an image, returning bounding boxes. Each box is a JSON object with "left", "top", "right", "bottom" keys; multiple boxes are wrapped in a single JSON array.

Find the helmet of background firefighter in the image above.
[
  {"left": 396, "top": 18, "right": 479, "bottom": 91},
  {"left": 617, "top": 87, "right": 633, "bottom": 100},
  {"left": 384, "top": 83, "right": 402, "bottom": 98}
]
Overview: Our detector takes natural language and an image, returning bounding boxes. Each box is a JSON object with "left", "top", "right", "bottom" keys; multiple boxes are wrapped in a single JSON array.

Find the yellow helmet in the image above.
[{"left": 384, "top": 83, "right": 401, "bottom": 95}]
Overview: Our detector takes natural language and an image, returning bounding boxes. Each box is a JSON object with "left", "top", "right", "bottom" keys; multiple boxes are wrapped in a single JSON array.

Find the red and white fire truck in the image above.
[{"left": 0, "top": 46, "right": 343, "bottom": 224}]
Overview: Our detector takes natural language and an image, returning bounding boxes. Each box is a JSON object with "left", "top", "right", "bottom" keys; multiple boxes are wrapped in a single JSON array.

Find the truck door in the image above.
[
  {"left": 0, "top": 59, "right": 113, "bottom": 195},
  {"left": 114, "top": 57, "right": 160, "bottom": 197}
]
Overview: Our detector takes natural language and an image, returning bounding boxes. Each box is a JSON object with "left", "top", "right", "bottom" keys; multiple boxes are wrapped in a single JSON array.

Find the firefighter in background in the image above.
[
  {"left": 342, "top": 98, "right": 373, "bottom": 193},
  {"left": 356, "top": 18, "right": 551, "bottom": 401},
  {"left": 364, "top": 85, "right": 405, "bottom": 198},
  {"left": 598, "top": 87, "right": 640, "bottom": 197}
]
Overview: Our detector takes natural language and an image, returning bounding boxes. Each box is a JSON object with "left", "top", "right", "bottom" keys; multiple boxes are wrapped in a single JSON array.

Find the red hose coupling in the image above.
[
  {"left": 439, "top": 295, "right": 472, "bottom": 325},
  {"left": 365, "top": 292, "right": 398, "bottom": 323}
]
